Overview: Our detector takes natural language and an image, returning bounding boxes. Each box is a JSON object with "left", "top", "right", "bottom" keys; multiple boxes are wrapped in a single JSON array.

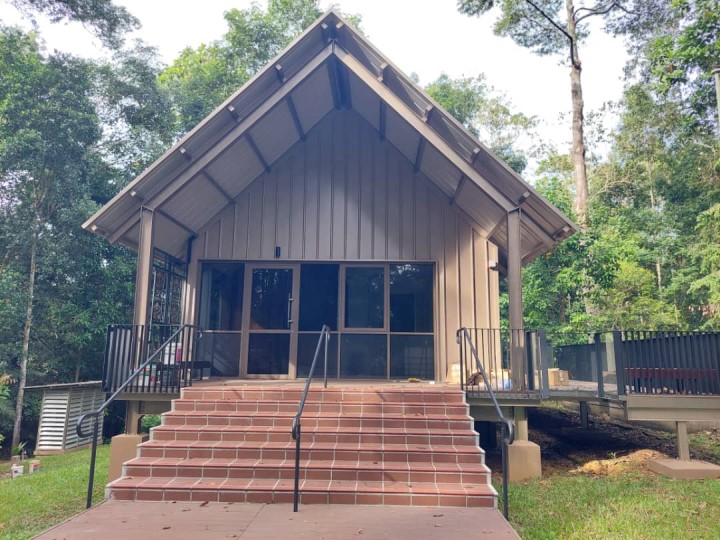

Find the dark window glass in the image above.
[
  {"left": 345, "top": 267, "right": 384, "bottom": 328},
  {"left": 250, "top": 268, "right": 293, "bottom": 330},
  {"left": 340, "top": 334, "right": 387, "bottom": 378},
  {"left": 390, "top": 335, "right": 434, "bottom": 380},
  {"left": 299, "top": 264, "right": 339, "bottom": 331},
  {"left": 247, "top": 334, "right": 290, "bottom": 374},
  {"left": 195, "top": 332, "right": 241, "bottom": 377},
  {"left": 198, "top": 263, "right": 244, "bottom": 331},
  {"left": 390, "top": 264, "right": 433, "bottom": 332},
  {"left": 297, "top": 333, "right": 338, "bottom": 378}
]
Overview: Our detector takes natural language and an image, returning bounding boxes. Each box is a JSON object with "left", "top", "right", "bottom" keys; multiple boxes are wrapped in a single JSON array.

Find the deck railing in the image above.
[
  {"left": 458, "top": 328, "right": 550, "bottom": 397},
  {"left": 103, "top": 324, "right": 203, "bottom": 394}
]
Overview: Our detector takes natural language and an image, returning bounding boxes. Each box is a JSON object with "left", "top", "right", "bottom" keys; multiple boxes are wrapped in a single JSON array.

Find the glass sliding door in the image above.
[
  {"left": 242, "top": 265, "right": 298, "bottom": 377},
  {"left": 389, "top": 264, "right": 435, "bottom": 380},
  {"left": 340, "top": 266, "right": 388, "bottom": 378},
  {"left": 296, "top": 264, "right": 339, "bottom": 378}
]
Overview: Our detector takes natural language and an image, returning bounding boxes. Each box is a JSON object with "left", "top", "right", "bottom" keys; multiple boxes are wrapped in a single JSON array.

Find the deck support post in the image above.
[
  {"left": 508, "top": 407, "right": 541, "bottom": 481},
  {"left": 676, "top": 421, "right": 690, "bottom": 461},
  {"left": 507, "top": 208, "right": 525, "bottom": 391}
]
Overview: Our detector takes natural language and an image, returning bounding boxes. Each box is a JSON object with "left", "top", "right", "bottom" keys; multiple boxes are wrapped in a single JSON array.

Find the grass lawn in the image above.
[
  {"left": 0, "top": 445, "right": 109, "bottom": 540},
  {"left": 504, "top": 473, "right": 720, "bottom": 539}
]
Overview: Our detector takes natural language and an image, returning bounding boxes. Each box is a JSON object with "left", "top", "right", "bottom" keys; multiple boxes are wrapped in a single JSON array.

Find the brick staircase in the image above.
[{"left": 109, "top": 385, "right": 497, "bottom": 507}]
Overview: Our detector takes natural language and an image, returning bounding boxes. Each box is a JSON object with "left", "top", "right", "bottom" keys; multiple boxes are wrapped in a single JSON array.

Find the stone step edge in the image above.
[{"left": 123, "top": 456, "right": 492, "bottom": 473}]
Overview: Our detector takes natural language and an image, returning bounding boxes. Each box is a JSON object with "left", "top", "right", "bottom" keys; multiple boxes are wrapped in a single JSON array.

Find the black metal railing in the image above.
[
  {"left": 77, "top": 324, "right": 202, "bottom": 509},
  {"left": 103, "top": 324, "right": 203, "bottom": 393},
  {"left": 457, "top": 327, "right": 515, "bottom": 520},
  {"left": 546, "top": 330, "right": 720, "bottom": 398},
  {"left": 618, "top": 331, "right": 720, "bottom": 396},
  {"left": 458, "top": 328, "right": 549, "bottom": 396},
  {"left": 291, "top": 324, "right": 330, "bottom": 512}
]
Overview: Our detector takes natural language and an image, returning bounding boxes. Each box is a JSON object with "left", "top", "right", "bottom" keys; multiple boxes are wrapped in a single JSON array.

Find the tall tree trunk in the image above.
[
  {"left": 11, "top": 221, "right": 39, "bottom": 449},
  {"left": 566, "top": 0, "right": 589, "bottom": 227}
]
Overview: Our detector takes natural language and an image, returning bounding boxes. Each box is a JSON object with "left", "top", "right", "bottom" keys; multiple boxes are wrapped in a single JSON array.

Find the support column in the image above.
[
  {"left": 508, "top": 406, "right": 541, "bottom": 482},
  {"left": 133, "top": 207, "right": 155, "bottom": 327},
  {"left": 677, "top": 421, "right": 690, "bottom": 461},
  {"left": 507, "top": 208, "right": 525, "bottom": 391}
]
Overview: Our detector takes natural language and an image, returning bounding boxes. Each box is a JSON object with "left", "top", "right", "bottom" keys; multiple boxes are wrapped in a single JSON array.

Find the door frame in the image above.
[{"left": 240, "top": 262, "right": 300, "bottom": 379}]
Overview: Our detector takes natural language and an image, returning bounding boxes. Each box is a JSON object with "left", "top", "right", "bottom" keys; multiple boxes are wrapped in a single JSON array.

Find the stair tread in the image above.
[
  {"left": 111, "top": 477, "right": 494, "bottom": 496},
  {"left": 140, "top": 439, "right": 483, "bottom": 453},
  {"left": 153, "top": 424, "right": 475, "bottom": 436},
  {"left": 125, "top": 456, "right": 491, "bottom": 472}
]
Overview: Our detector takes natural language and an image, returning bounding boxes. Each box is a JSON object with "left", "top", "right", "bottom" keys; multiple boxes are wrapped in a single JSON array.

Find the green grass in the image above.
[
  {"left": 0, "top": 445, "right": 109, "bottom": 540},
  {"left": 503, "top": 472, "right": 720, "bottom": 539}
]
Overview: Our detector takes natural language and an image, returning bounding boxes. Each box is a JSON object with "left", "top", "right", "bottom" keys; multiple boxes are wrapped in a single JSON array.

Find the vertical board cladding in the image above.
[{"left": 189, "top": 108, "right": 499, "bottom": 380}]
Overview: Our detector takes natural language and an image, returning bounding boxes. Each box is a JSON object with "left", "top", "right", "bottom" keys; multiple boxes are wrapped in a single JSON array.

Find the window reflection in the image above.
[
  {"left": 390, "top": 264, "right": 433, "bottom": 332},
  {"left": 345, "top": 267, "right": 384, "bottom": 328}
]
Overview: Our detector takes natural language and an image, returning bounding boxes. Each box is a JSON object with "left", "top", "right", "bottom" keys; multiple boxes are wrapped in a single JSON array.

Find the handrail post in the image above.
[
  {"left": 293, "top": 422, "right": 301, "bottom": 512},
  {"left": 85, "top": 415, "right": 99, "bottom": 509},
  {"left": 323, "top": 329, "right": 329, "bottom": 389},
  {"left": 501, "top": 422, "right": 509, "bottom": 520},
  {"left": 458, "top": 327, "right": 514, "bottom": 522}
]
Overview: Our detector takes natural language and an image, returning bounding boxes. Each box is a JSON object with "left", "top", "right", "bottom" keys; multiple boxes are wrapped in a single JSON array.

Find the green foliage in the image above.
[
  {"left": 160, "top": 0, "right": 334, "bottom": 135},
  {"left": 425, "top": 73, "right": 537, "bottom": 173},
  {"left": 9, "top": 0, "right": 138, "bottom": 48}
]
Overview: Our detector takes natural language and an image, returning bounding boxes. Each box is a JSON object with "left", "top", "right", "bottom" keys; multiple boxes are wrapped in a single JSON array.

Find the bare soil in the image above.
[{"left": 485, "top": 405, "right": 720, "bottom": 478}]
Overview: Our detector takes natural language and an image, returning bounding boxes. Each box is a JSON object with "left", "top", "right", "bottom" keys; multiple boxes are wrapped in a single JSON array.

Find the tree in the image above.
[
  {"left": 425, "top": 73, "right": 538, "bottom": 173},
  {"left": 457, "top": 0, "right": 645, "bottom": 226},
  {"left": 0, "top": 28, "right": 105, "bottom": 447},
  {"left": 8, "top": 0, "right": 138, "bottom": 47},
  {"left": 160, "top": 0, "right": 361, "bottom": 136}
]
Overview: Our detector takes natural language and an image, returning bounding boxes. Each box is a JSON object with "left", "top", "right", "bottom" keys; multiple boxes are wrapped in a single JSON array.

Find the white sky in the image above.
[{"left": 0, "top": 0, "right": 629, "bottom": 162}]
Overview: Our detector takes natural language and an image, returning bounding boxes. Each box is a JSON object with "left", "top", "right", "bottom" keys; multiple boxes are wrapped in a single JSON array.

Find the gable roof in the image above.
[{"left": 83, "top": 9, "right": 576, "bottom": 265}]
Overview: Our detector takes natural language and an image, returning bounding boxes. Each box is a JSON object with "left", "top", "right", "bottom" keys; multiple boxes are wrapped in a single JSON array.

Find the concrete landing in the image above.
[
  {"left": 34, "top": 501, "right": 520, "bottom": 540},
  {"left": 648, "top": 459, "right": 720, "bottom": 480}
]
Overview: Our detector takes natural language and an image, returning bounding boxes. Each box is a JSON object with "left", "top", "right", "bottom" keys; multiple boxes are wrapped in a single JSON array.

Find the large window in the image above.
[{"left": 150, "top": 252, "right": 186, "bottom": 325}]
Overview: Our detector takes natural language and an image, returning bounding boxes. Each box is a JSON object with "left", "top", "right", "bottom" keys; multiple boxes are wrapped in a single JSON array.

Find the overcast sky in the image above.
[{"left": 1, "top": 0, "right": 629, "bottom": 161}]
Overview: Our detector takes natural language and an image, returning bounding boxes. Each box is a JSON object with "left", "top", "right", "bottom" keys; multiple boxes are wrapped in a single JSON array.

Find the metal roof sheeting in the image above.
[{"left": 84, "top": 9, "right": 576, "bottom": 265}]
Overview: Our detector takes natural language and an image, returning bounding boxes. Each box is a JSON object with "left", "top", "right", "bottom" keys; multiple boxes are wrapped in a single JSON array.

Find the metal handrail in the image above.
[
  {"left": 457, "top": 327, "right": 514, "bottom": 520},
  {"left": 76, "top": 324, "right": 202, "bottom": 509},
  {"left": 291, "top": 324, "right": 330, "bottom": 512}
]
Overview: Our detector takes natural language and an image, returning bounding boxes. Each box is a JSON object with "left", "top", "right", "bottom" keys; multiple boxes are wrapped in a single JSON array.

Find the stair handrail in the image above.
[
  {"left": 76, "top": 324, "right": 202, "bottom": 509},
  {"left": 457, "top": 327, "right": 514, "bottom": 520},
  {"left": 291, "top": 324, "right": 330, "bottom": 512}
]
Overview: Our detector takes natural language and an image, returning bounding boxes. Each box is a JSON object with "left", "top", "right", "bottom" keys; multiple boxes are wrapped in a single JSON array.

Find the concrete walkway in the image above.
[{"left": 34, "top": 501, "right": 520, "bottom": 539}]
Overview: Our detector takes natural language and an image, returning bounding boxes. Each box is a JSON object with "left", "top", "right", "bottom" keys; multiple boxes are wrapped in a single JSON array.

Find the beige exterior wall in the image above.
[{"left": 183, "top": 109, "right": 500, "bottom": 380}]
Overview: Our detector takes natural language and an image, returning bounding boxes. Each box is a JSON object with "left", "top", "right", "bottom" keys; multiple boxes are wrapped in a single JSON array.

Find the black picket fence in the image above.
[{"left": 460, "top": 329, "right": 720, "bottom": 398}]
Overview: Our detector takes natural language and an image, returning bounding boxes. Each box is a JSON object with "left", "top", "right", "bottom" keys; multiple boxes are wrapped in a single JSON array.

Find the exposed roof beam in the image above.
[
  {"left": 327, "top": 56, "right": 346, "bottom": 109},
  {"left": 157, "top": 210, "right": 197, "bottom": 237},
  {"left": 378, "top": 101, "right": 386, "bottom": 141},
  {"left": 449, "top": 175, "right": 467, "bottom": 206},
  {"left": 286, "top": 95, "right": 306, "bottom": 141},
  {"left": 246, "top": 133, "right": 271, "bottom": 173},
  {"left": 413, "top": 138, "right": 425, "bottom": 173},
  {"left": 227, "top": 105, "right": 240, "bottom": 122},
  {"left": 335, "top": 48, "right": 514, "bottom": 212},
  {"left": 106, "top": 44, "right": 334, "bottom": 240},
  {"left": 274, "top": 64, "right": 286, "bottom": 83},
  {"left": 203, "top": 172, "right": 235, "bottom": 205}
]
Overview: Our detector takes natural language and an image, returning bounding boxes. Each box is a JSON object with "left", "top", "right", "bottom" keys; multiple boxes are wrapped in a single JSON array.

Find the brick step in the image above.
[
  {"left": 123, "top": 457, "right": 491, "bottom": 484},
  {"left": 109, "top": 477, "right": 496, "bottom": 507},
  {"left": 137, "top": 440, "right": 485, "bottom": 464},
  {"left": 161, "top": 411, "right": 473, "bottom": 431},
  {"left": 172, "top": 399, "right": 469, "bottom": 416},
  {"left": 180, "top": 388, "right": 467, "bottom": 404},
  {"left": 149, "top": 425, "right": 480, "bottom": 446}
]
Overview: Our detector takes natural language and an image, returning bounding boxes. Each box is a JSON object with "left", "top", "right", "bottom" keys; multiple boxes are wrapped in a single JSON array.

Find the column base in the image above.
[
  {"left": 108, "top": 433, "right": 148, "bottom": 483},
  {"left": 507, "top": 440, "right": 542, "bottom": 482}
]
